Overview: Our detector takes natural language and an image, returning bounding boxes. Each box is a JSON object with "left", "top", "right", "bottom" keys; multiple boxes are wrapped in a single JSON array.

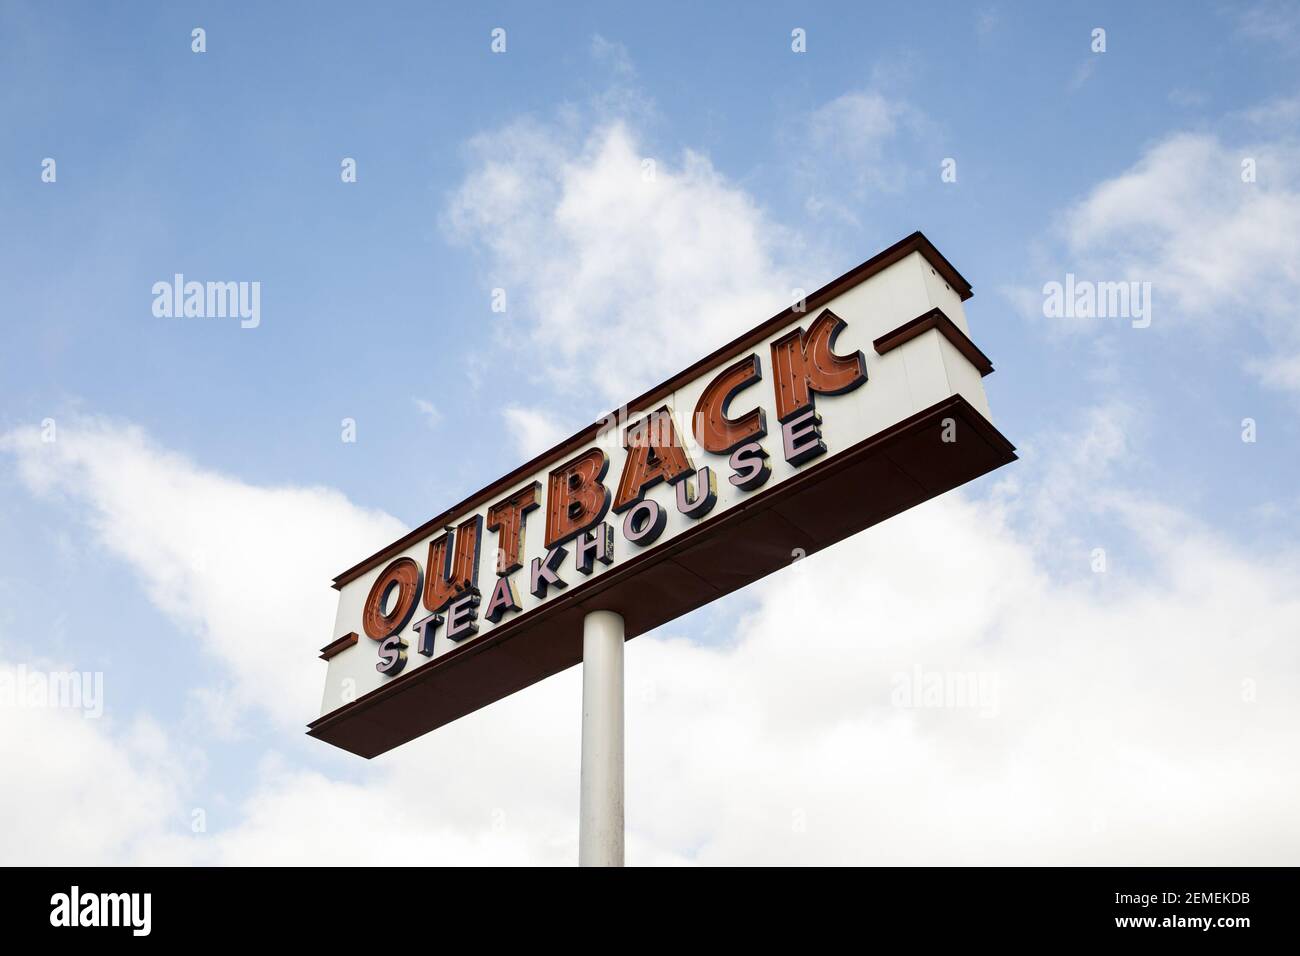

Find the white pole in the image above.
[{"left": 579, "top": 609, "right": 624, "bottom": 867}]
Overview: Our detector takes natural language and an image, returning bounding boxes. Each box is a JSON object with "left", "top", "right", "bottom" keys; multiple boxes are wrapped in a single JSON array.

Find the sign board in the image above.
[{"left": 309, "top": 232, "right": 1015, "bottom": 758}]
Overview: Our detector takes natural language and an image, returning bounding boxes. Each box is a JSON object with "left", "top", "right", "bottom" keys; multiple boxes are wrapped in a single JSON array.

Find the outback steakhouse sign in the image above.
[{"left": 310, "top": 232, "right": 1015, "bottom": 758}]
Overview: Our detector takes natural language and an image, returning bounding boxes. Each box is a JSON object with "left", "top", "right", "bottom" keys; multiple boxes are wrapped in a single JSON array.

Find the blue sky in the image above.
[{"left": 2, "top": 2, "right": 1298, "bottom": 864}]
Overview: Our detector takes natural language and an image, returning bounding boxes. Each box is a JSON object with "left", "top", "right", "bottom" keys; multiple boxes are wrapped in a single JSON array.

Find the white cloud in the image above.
[
  {"left": 444, "top": 81, "right": 932, "bottom": 403},
  {"left": 1059, "top": 133, "right": 1300, "bottom": 312},
  {"left": 992, "top": 400, "right": 1136, "bottom": 554},
  {"left": 413, "top": 397, "right": 442, "bottom": 429},
  {"left": 590, "top": 34, "right": 634, "bottom": 78},
  {"left": 798, "top": 88, "right": 932, "bottom": 220},
  {"left": 1168, "top": 87, "right": 1208, "bottom": 109},
  {"left": 805, "top": 90, "right": 909, "bottom": 169},
  {"left": 446, "top": 119, "right": 802, "bottom": 406},
  {"left": 1021, "top": 124, "right": 1300, "bottom": 390},
  {"left": 5, "top": 406, "right": 1300, "bottom": 865},
  {"left": 1236, "top": 1, "right": 1300, "bottom": 51},
  {"left": 0, "top": 419, "right": 406, "bottom": 727},
  {"left": 6, "top": 92, "right": 1299, "bottom": 864},
  {"left": 502, "top": 405, "right": 570, "bottom": 460},
  {"left": 1069, "top": 57, "right": 1098, "bottom": 92},
  {"left": 0, "top": 659, "right": 187, "bottom": 865},
  {"left": 1248, "top": 352, "right": 1300, "bottom": 391}
]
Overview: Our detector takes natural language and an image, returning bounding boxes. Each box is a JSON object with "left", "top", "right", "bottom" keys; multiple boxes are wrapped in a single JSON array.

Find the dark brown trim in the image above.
[
  {"left": 873, "top": 307, "right": 994, "bottom": 377},
  {"left": 319, "top": 632, "right": 358, "bottom": 661},
  {"left": 332, "top": 231, "right": 974, "bottom": 590},
  {"left": 309, "top": 394, "right": 1016, "bottom": 757}
]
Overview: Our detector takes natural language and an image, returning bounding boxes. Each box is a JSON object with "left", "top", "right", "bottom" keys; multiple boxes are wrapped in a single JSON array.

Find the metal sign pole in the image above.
[{"left": 579, "top": 609, "right": 625, "bottom": 866}]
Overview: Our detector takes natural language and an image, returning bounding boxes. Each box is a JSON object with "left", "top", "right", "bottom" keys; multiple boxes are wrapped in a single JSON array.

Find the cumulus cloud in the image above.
[
  {"left": 993, "top": 400, "right": 1137, "bottom": 556},
  {"left": 1059, "top": 133, "right": 1299, "bottom": 315},
  {"left": 4, "top": 406, "right": 1299, "bottom": 865},
  {"left": 680, "top": 492, "right": 1298, "bottom": 864},
  {"left": 1019, "top": 121, "right": 1300, "bottom": 388},
  {"left": 0, "top": 657, "right": 186, "bottom": 865},
  {"left": 445, "top": 119, "right": 803, "bottom": 406},
  {"left": 5, "top": 92, "right": 1297, "bottom": 865},
  {"left": 0, "top": 419, "right": 406, "bottom": 727},
  {"left": 1235, "top": 1, "right": 1300, "bottom": 51},
  {"left": 799, "top": 88, "right": 932, "bottom": 214},
  {"left": 502, "top": 405, "right": 570, "bottom": 460},
  {"left": 443, "top": 67, "right": 936, "bottom": 406}
]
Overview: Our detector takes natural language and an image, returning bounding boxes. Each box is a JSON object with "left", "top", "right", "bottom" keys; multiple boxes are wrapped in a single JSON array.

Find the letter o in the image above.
[
  {"left": 622, "top": 498, "right": 666, "bottom": 547},
  {"left": 362, "top": 557, "right": 423, "bottom": 639}
]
